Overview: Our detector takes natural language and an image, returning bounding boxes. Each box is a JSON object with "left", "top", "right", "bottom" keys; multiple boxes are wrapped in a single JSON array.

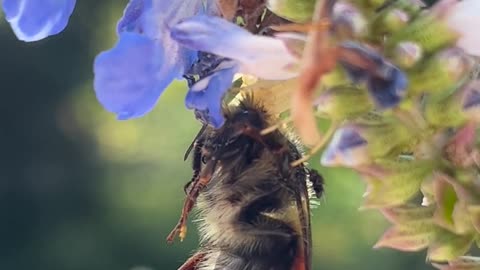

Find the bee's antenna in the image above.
[{"left": 184, "top": 124, "right": 207, "bottom": 161}]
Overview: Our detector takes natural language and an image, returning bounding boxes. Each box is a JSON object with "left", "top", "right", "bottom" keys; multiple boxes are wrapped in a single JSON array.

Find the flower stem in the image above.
[{"left": 291, "top": 120, "right": 340, "bottom": 167}]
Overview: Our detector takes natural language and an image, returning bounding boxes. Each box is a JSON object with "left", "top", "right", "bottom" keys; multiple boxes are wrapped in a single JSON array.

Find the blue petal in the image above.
[
  {"left": 321, "top": 126, "right": 369, "bottom": 167},
  {"left": 185, "top": 62, "right": 238, "bottom": 128},
  {"left": 117, "top": 0, "right": 217, "bottom": 38},
  {"left": 117, "top": 0, "right": 151, "bottom": 34},
  {"left": 3, "top": 0, "right": 76, "bottom": 42},
  {"left": 463, "top": 85, "right": 480, "bottom": 109},
  {"left": 94, "top": 33, "right": 179, "bottom": 120},
  {"left": 367, "top": 65, "right": 408, "bottom": 109},
  {"left": 171, "top": 15, "right": 299, "bottom": 80},
  {"left": 336, "top": 127, "right": 368, "bottom": 151},
  {"left": 115, "top": 0, "right": 218, "bottom": 76},
  {"left": 339, "top": 42, "right": 408, "bottom": 109},
  {"left": 339, "top": 42, "right": 383, "bottom": 83},
  {"left": 171, "top": 15, "right": 251, "bottom": 54}
]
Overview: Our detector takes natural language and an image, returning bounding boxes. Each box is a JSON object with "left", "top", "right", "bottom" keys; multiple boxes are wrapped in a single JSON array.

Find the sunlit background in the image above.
[{"left": 0, "top": 1, "right": 433, "bottom": 269}]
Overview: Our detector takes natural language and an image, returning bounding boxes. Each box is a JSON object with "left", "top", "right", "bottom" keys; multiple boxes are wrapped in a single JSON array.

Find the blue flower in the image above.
[
  {"left": 94, "top": 1, "right": 300, "bottom": 127},
  {"left": 94, "top": 0, "right": 215, "bottom": 120},
  {"left": 170, "top": 15, "right": 299, "bottom": 80},
  {"left": 2, "top": 0, "right": 76, "bottom": 42},
  {"left": 339, "top": 42, "right": 408, "bottom": 109}
]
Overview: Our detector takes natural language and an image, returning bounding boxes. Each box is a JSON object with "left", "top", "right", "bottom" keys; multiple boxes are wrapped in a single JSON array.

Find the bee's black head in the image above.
[
  {"left": 202, "top": 96, "right": 271, "bottom": 162},
  {"left": 226, "top": 99, "right": 268, "bottom": 130}
]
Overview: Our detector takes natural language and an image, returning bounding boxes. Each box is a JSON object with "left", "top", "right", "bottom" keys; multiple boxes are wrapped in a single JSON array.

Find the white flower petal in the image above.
[{"left": 444, "top": 0, "right": 480, "bottom": 56}]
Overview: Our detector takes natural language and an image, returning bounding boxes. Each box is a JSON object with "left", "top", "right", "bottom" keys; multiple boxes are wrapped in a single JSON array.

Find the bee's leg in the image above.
[
  {"left": 167, "top": 159, "right": 218, "bottom": 243},
  {"left": 307, "top": 169, "right": 325, "bottom": 199},
  {"left": 184, "top": 141, "right": 204, "bottom": 194},
  {"left": 269, "top": 21, "right": 331, "bottom": 33},
  {"left": 177, "top": 251, "right": 207, "bottom": 270}
]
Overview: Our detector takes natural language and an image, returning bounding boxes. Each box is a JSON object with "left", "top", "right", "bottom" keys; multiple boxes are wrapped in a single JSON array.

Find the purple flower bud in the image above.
[
  {"left": 339, "top": 42, "right": 408, "bottom": 109},
  {"left": 321, "top": 125, "right": 370, "bottom": 167}
]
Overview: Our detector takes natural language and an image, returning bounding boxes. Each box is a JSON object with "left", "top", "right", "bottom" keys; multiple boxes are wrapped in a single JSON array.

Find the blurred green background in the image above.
[{"left": 0, "top": 1, "right": 433, "bottom": 269}]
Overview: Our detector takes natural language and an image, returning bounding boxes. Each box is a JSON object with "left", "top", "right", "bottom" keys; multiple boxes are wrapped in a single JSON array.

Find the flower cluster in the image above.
[
  {"left": 3, "top": 0, "right": 480, "bottom": 268},
  {"left": 283, "top": 0, "right": 480, "bottom": 267}
]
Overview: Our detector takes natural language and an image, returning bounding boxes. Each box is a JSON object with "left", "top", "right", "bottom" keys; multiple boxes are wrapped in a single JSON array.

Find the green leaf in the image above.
[
  {"left": 371, "top": 8, "right": 409, "bottom": 37},
  {"left": 467, "top": 206, "right": 480, "bottom": 234},
  {"left": 360, "top": 120, "right": 414, "bottom": 159},
  {"left": 434, "top": 177, "right": 458, "bottom": 231},
  {"left": 452, "top": 203, "right": 475, "bottom": 235},
  {"left": 374, "top": 221, "right": 436, "bottom": 251},
  {"left": 433, "top": 173, "right": 476, "bottom": 234},
  {"left": 425, "top": 86, "right": 469, "bottom": 128},
  {"left": 381, "top": 204, "right": 435, "bottom": 224},
  {"left": 427, "top": 229, "right": 474, "bottom": 262},
  {"left": 362, "top": 160, "right": 435, "bottom": 208}
]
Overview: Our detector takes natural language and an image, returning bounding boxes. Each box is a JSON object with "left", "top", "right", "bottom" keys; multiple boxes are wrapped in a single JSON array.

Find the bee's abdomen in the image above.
[{"left": 197, "top": 186, "right": 298, "bottom": 270}]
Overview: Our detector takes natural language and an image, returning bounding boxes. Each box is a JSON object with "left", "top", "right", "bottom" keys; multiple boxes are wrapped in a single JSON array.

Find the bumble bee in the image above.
[{"left": 167, "top": 94, "right": 324, "bottom": 270}]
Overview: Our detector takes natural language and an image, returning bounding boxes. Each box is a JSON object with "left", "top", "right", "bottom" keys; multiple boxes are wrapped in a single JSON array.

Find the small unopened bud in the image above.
[
  {"left": 339, "top": 42, "right": 409, "bottom": 109},
  {"left": 315, "top": 85, "right": 374, "bottom": 120},
  {"left": 321, "top": 125, "right": 370, "bottom": 167},
  {"left": 425, "top": 80, "right": 480, "bottom": 127},
  {"left": 388, "top": 14, "right": 458, "bottom": 54},
  {"left": 333, "top": 2, "right": 368, "bottom": 39},
  {"left": 409, "top": 48, "right": 473, "bottom": 96},
  {"left": 372, "top": 8, "right": 410, "bottom": 36},
  {"left": 321, "top": 118, "right": 413, "bottom": 167},
  {"left": 393, "top": 42, "right": 423, "bottom": 69},
  {"left": 462, "top": 81, "right": 480, "bottom": 123}
]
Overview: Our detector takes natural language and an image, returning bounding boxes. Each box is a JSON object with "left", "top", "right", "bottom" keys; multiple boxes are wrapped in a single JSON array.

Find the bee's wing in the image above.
[{"left": 291, "top": 169, "right": 313, "bottom": 270}]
